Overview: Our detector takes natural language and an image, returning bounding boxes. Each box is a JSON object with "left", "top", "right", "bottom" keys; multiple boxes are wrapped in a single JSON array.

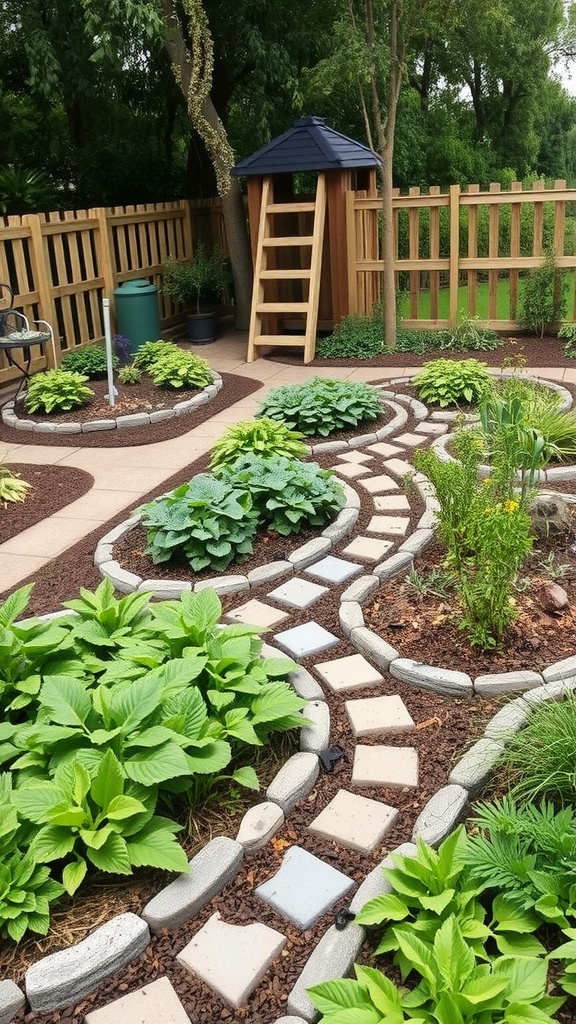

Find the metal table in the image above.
[{"left": 0, "top": 331, "right": 50, "bottom": 406}]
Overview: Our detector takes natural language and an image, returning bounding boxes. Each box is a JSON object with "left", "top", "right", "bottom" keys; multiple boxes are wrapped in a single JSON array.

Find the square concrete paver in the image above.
[
  {"left": 331, "top": 462, "right": 371, "bottom": 479},
  {"left": 177, "top": 912, "right": 286, "bottom": 1008},
  {"left": 352, "top": 745, "right": 419, "bottom": 789},
  {"left": 308, "top": 789, "right": 399, "bottom": 853},
  {"left": 224, "top": 599, "right": 290, "bottom": 628},
  {"left": 394, "top": 432, "right": 428, "bottom": 447},
  {"left": 342, "top": 536, "right": 393, "bottom": 561},
  {"left": 415, "top": 422, "right": 448, "bottom": 435},
  {"left": 345, "top": 695, "right": 416, "bottom": 738},
  {"left": 273, "top": 622, "right": 339, "bottom": 658},
  {"left": 373, "top": 494, "right": 410, "bottom": 511},
  {"left": 366, "top": 442, "right": 403, "bottom": 457},
  {"left": 255, "top": 845, "right": 355, "bottom": 929},
  {"left": 358, "top": 474, "right": 398, "bottom": 494},
  {"left": 382, "top": 458, "right": 415, "bottom": 478},
  {"left": 267, "top": 577, "right": 329, "bottom": 610},
  {"left": 337, "top": 451, "right": 375, "bottom": 464},
  {"left": 314, "top": 653, "right": 384, "bottom": 693},
  {"left": 366, "top": 515, "right": 410, "bottom": 536},
  {"left": 304, "top": 555, "right": 363, "bottom": 584},
  {"left": 85, "top": 977, "right": 191, "bottom": 1024}
]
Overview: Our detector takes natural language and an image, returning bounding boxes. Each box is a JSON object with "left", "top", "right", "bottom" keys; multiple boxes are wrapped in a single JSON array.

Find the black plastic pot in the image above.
[{"left": 187, "top": 312, "right": 217, "bottom": 344}]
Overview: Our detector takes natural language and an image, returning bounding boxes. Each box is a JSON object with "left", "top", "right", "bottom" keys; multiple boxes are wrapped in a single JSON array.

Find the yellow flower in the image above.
[
  {"left": 504, "top": 499, "right": 519, "bottom": 513},
  {"left": 483, "top": 507, "right": 493, "bottom": 515},
  {"left": 482, "top": 477, "right": 492, "bottom": 486}
]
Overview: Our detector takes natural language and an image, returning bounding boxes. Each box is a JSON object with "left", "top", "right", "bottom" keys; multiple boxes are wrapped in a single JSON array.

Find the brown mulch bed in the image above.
[
  {"left": 266, "top": 333, "right": 576, "bottom": 368},
  {"left": 0, "top": 465, "right": 93, "bottom": 543},
  {"left": 0, "top": 371, "right": 261, "bottom": 448},
  {"left": 13, "top": 377, "right": 196, "bottom": 423}
]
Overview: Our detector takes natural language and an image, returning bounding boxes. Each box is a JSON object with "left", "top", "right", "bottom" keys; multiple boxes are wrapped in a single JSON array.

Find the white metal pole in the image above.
[{"left": 102, "top": 298, "right": 117, "bottom": 407}]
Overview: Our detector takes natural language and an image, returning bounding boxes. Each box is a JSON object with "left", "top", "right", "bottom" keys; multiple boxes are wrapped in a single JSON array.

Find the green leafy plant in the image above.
[
  {"left": 132, "top": 340, "right": 178, "bottom": 371},
  {"left": 413, "top": 358, "right": 494, "bottom": 407},
  {"left": 147, "top": 349, "right": 213, "bottom": 389},
  {"left": 446, "top": 316, "right": 502, "bottom": 353},
  {"left": 317, "top": 310, "right": 385, "bottom": 360},
  {"left": 139, "top": 474, "right": 260, "bottom": 570},
  {"left": 537, "top": 551, "right": 570, "bottom": 580},
  {"left": 257, "top": 378, "right": 382, "bottom": 436},
  {"left": 25, "top": 369, "right": 94, "bottom": 414},
  {"left": 495, "top": 691, "right": 576, "bottom": 804},
  {"left": 395, "top": 327, "right": 450, "bottom": 355},
  {"left": 61, "top": 345, "right": 119, "bottom": 379},
  {"left": 0, "top": 465, "right": 31, "bottom": 504},
  {"left": 219, "top": 454, "right": 346, "bottom": 536},
  {"left": 519, "top": 252, "right": 567, "bottom": 337},
  {"left": 0, "top": 167, "right": 57, "bottom": 215},
  {"left": 404, "top": 567, "right": 456, "bottom": 599},
  {"left": 209, "top": 418, "right": 308, "bottom": 472},
  {"left": 13, "top": 750, "right": 188, "bottom": 894},
  {"left": 163, "top": 245, "right": 227, "bottom": 314},
  {"left": 118, "top": 364, "right": 142, "bottom": 385},
  {"left": 558, "top": 323, "right": 576, "bottom": 359}
]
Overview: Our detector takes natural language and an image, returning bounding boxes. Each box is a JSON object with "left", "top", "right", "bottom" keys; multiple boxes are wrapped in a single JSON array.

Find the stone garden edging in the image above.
[{"left": 0, "top": 373, "right": 223, "bottom": 435}]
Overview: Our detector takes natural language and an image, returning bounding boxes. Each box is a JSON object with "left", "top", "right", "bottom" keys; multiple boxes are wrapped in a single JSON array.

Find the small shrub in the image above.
[
  {"left": 413, "top": 358, "right": 494, "bottom": 407},
  {"left": 147, "top": 349, "right": 213, "bottom": 389},
  {"left": 0, "top": 467, "right": 31, "bottom": 503},
  {"left": 61, "top": 345, "right": 119, "bottom": 378},
  {"left": 118, "top": 364, "right": 142, "bottom": 385},
  {"left": 395, "top": 327, "right": 449, "bottom": 354},
  {"left": 132, "top": 340, "right": 178, "bottom": 370},
  {"left": 257, "top": 378, "right": 382, "bottom": 436},
  {"left": 519, "top": 251, "right": 567, "bottom": 337},
  {"left": 558, "top": 322, "right": 576, "bottom": 359},
  {"left": 25, "top": 370, "right": 94, "bottom": 414},
  {"left": 316, "top": 311, "right": 384, "bottom": 360},
  {"left": 220, "top": 454, "right": 346, "bottom": 535},
  {"left": 210, "top": 418, "right": 308, "bottom": 472},
  {"left": 139, "top": 475, "right": 260, "bottom": 570},
  {"left": 446, "top": 316, "right": 502, "bottom": 352}
]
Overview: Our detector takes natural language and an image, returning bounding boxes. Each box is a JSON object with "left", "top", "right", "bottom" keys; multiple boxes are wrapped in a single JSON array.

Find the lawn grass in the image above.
[{"left": 405, "top": 273, "right": 576, "bottom": 322}]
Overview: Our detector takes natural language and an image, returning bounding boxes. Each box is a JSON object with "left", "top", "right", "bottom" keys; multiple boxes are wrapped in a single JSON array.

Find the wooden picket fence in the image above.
[
  {"left": 346, "top": 180, "right": 576, "bottom": 329},
  {"left": 0, "top": 199, "right": 226, "bottom": 388}
]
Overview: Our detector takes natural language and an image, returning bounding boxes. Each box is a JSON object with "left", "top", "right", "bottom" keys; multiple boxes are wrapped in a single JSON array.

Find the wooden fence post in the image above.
[
  {"left": 22, "top": 213, "right": 58, "bottom": 368},
  {"left": 90, "top": 207, "right": 118, "bottom": 333},
  {"left": 345, "top": 191, "right": 358, "bottom": 314},
  {"left": 449, "top": 184, "right": 460, "bottom": 327}
]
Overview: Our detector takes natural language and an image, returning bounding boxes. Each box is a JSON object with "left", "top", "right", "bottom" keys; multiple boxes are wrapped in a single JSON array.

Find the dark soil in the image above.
[
  {"left": 0, "top": 465, "right": 93, "bottom": 543},
  {"left": 13, "top": 376, "right": 198, "bottom": 423},
  {"left": 265, "top": 332, "right": 576, "bottom": 368},
  {"left": 0, "top": 372, "right": 261, "bottom": 448}
]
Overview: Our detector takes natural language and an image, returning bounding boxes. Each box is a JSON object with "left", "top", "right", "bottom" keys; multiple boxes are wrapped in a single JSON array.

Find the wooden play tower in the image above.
[{"left": 232, "top": 117, "right": 380, "bottom": 364}]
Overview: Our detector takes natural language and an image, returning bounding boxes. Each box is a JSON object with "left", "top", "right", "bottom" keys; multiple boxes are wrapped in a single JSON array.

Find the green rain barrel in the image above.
[{"left": 113, "top": 279, "right": 160, "bottom": 355}]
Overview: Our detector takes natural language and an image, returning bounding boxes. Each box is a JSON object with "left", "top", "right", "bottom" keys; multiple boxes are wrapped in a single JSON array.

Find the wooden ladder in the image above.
[{"left": 247, "top": 173, "right": 326, "bottom": 364}]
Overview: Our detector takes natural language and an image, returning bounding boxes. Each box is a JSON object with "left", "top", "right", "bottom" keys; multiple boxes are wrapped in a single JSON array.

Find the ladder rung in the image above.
[
  {"left": 260, "top": 269, "right": 311, "bottom": 280},
  {"left": 266, "top": 202, "right": 316, "bottom": 213},
  {"left": 262, "top": 236, "right": 314, "bottom": 247},
  {"left": 253, "top": 335, "right": 307, "bottom": 346},
  {"left": 256, "top": 302, "right": 309, "bottom": 313}
]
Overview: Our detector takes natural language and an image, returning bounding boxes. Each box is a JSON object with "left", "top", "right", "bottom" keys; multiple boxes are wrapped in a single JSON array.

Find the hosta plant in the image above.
[
  {"left": 220, "top": 454, "right": 346, "bottom": 535},
  {"left": 257, "top": 377, "right": 382, "bottom": 436},
  {"left": 132, "top": 340, "right": 178, "bottom": 370},
  {"left": 25, "top": 369, "right": 94, "bottom": 414},
  {"left": 61, "top": 344, "right": 119, "bottom": 378},
  {"left": 0, "top": 466, "right": 31, "bottom": 503},
  {"left": 209, "top": 418, "right": 308, "bottom": 472},
  {"left": 147, "top": 349, "right": 213, "bottom": 389},
  {"left": 413, "top": 358, "right": 494, "bottom": 407},
  {"left": 117, "top": 364, "right": 142, "bottom": 385},
  {"left": 139, "top": 474, "right": 260, "bottom": 570}
]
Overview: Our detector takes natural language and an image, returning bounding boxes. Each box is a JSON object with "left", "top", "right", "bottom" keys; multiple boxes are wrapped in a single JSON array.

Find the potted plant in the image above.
[{"left": 162, "top": 243, "right": 228, "bottom": 344}]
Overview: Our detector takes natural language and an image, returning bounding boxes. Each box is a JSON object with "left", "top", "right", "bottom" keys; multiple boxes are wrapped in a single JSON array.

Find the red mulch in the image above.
[{"left": 0, "top": 465, "right": 93, "bottom": 543}]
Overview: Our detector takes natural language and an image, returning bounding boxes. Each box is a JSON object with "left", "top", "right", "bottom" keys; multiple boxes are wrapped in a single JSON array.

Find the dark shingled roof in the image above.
[{"left": 232, "top": 116, "right": 380, "bottom": 176}]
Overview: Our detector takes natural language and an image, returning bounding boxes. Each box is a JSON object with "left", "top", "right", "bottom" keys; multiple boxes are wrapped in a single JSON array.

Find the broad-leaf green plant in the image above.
[
  {"left": 146, "top": 349, "right": 213, "bottom": 390},
  {"left": 257, "top": 377, "right": 382, "bottom": 436},
  {"left": 132, "top": 340, "right": 178, "bottom": 371},
  {"left": 209, "top": 418, "right": 308, "bottom": 472},
  {"left": 413, "top": 358, "right": 494, "bottom": 408},
  {"left": 0, "top": 465, "right": 31, "bottom": 504},
  {"left": 61, "top": 345, "right": 119, "bottom": 378},
  {"left": 25, "top": 370, "right": 94, "bottom": 414}
]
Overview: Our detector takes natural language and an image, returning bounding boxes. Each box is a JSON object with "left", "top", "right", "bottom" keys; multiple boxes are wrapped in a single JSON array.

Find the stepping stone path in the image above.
[{"left": 14, "top": 385, "right": 517, "bottom": 1024}]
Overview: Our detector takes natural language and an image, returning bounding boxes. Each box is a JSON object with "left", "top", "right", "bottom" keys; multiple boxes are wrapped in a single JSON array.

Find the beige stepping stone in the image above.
[
  {"left": 366, "top": 442, "right": 403, "bottom": 456},
  {"left": 85, "top": 978, "right": 191, "bottom": 1024},
  {"left": 342, "top": 536, "right": 393, "bottom": 561},
  {"left": 366, "top": 515, "right": 410, "bottom": 536},
  {"left": 394, "top": 432, "right": 428, "bottom": 446},
  {"left": 308, "top": 789, "right": 399, "bottom": 853},
  {"left": 337, "top": 451, "right": 375, "bottom": 464},
  {"left": 415, "top": 422, "right": 448, "bottom": 435},
  {"left": 358, "top": 474, "right": 398, "bottom": 494},
  {"left": 224, "top": 599, "right": 289, "bottom": 628},
  {"left": 331, "top": 462, "right": 371, "bottom": 479},
  {"left": 345, "top": 695, "right": 416, "bottom": 738},
  {"left": 314, "top": 653, "right": 383, "bottom": 693},
  {"left": 383, "top": 458, "right": 415, "bottom": 477},
  {"left": 373, "top": 494, "right": 410, "bottom": 511},
  {"left": 177, "top": 912, "right": 286, "bottom": 1008},
  {"left": 352, "top": 745, "right": 418, "bottom": 789}
]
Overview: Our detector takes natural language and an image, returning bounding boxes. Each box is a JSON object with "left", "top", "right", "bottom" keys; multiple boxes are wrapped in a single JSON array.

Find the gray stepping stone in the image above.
[
  {"left": 25, "top": 913, "right": 150, "bottom": 1012},
  {"left": 267, "top": 577, "right": 329, "bottom": 610},
  {"left": 352, "top": 745, "right": 418, "bottom": 789},
  {"left": 304, "top": 555, "right": 363, "bottom": 584},
  {"left": 84, "top": 977, "right": 191, "bottom": 1024},
  {"left": 287, "top": 923, "right": 365, "bottom": 1021},
  {"left": 345, "top": 694, "right": 415, "bottom": 737},
  {"left": 255, "top": 845, "right": 355, "bottom": 929},
  {"left": 273, "top": 622, "right": 339, "bottom": 658},
  {"left": 308, "top": 789, "right": 398, "bottom": 853},
  {"left": 314, "top": 653, "right": 383, "bottom": 693},
  {"left": 177, "top": 911, "right": 286, "bottom": 1008}
]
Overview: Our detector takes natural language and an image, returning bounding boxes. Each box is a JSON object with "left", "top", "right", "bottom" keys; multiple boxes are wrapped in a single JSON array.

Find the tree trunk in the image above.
[{"left": 381, "top": 1, "right": 403, "bottom": 349}]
